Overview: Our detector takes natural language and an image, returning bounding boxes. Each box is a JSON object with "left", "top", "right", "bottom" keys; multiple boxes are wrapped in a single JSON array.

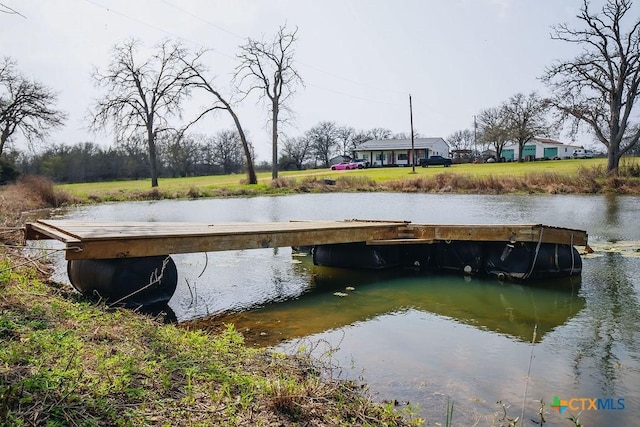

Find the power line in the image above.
[
  {"left": 0, "top": 2, "right": 26, "bottom": 19},
  {"left": 305, "top": 82, "right": 404, "bottom": 108},
  {"left": 80, "top": 0, "right": 443, "bottom": 118},
  {"left": 145, "top": 1, "right": 409, "bottom": 99},
  {"left": 82, "top": 0, "right": 208, "bottom": 51},
  {"left": 158, "top": 0, "right": 245, "bottom": 40}
]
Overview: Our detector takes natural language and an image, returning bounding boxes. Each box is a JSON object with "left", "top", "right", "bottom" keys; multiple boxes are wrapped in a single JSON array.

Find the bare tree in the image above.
[
  {"left": 235, "top": 25, "right": 303, "bottom": 180},
  {"left": 335, "top": 125, "right": 356, "bottom": 156},
  {"left": 118, "top": 135, "right": 149, "bottom": 179},
  {"left": 447, "top": 129, "right": 475, "bottom": 151},
  {"left": 502, "top": 92, "right": 551, "bottom": 160},
  {"left": 181, "top": 54, "right": 257, "bottom": 184},
  {"left": 542, "top": 0, "right": 640, "bottom": 175},
  {"left": 307, "top": 121, "right": 339, "bottom": 167},
  {"left": 90, "top": 39, "right": 202, "bottom": 187},
  {"left": 160, "top": 131, "right": 201, "bottom": 178},
  {"left": 353, "top": 130, "right": 373, "bottom": 146},
  {"left": 367, "top": 127, "right": 393, "bottom": 140},
  {"left": 477, "top": 107, "right": 511, "bottom": 159},
  {"left": 210, "top": 129, "right": 244, "bottom": 174},
  {"left": 392, "top": 130, "right": 422, "bottom": 139},
  {"left": 0, "top": 58, "right": 66, "bottom": 157},
  {"left": 281, "top": 135, "right": 311, "bottom": 170}
]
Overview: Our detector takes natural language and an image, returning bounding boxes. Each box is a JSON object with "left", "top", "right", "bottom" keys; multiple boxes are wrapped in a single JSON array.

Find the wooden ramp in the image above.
[{"left": 24, "top": 219, "right": 588, "bottom": 260}]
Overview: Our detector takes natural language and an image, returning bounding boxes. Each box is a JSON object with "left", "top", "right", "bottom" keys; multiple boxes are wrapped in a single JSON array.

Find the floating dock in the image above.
[{"left": 24, "top": 219, "right": 588, "bottom": 305}]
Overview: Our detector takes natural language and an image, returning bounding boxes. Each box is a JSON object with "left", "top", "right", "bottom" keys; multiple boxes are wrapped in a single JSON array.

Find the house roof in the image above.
[
  {"left": 533, "top": 137, "right": 565, "bottom": 145},
  {"left": 505, "top": 137, "right": 582, "bottom": 149},
  {"left": 354, "top": 137, "right": 448, "bottom": 151}
]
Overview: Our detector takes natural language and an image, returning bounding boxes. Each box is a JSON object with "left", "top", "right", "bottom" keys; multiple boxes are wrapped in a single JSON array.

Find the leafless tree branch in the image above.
[
  {"left": 234, "top": 24, "right": 303, "bottom": 179},
  {"left": 89, "top": 38, "right": 203, "bottom": 187},
  {"left": 0, "top": 57, "right": 66, "bottom": 156},
  {"left": 542, "top": 0, "right": 640, "bottom": 175}
]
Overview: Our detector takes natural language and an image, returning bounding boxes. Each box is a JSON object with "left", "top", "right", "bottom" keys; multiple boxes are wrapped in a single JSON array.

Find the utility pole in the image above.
[
  {"left": 473, "top": 115, "right": 478, "bottom": 157},
  {"left": 409, "top": 94, "right": 415, "bottom": 173}
]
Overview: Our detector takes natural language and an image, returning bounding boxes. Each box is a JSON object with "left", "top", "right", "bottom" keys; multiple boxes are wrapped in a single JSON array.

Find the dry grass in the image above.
[
  {"left": 375, "top": 166, "right": 640, "bottom": 195},
  {"left": 54, "top": 161, "right": 640, "bottom": 204},
  {"left": 0, "top": 176, "right": 74, "bottom": 227}
]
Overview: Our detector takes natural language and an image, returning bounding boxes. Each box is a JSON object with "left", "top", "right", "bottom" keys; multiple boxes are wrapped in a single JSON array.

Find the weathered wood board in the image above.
[{"left": 24, "top": 219, "right": 588, "bottom": 260}]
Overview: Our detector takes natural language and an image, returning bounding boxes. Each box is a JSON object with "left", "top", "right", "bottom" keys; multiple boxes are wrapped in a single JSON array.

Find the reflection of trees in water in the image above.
[
  {"left": 574, "top": 253, "right": 640, "bottom": 395},
  {"left": 604, "top": 194, "right": 620, "bottom": 232}
]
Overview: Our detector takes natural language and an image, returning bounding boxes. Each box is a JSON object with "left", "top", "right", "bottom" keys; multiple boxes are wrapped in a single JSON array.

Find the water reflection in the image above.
[
  {"left": 574, "top": 253, "right": 640, "bottom": 397},
  {"left": 604, "top": 194, "right": 621, "bottom": 234},
  {"left": 45, "top": 193, "right": 640, "bottom": 424},
  {"left": 189, "top": 253, "right": 585, "bottom": 346}
]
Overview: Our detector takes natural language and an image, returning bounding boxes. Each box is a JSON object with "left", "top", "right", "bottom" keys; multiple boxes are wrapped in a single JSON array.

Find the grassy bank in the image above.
[
  {"left": 56, "top": 157, "right": 640, "bottom": 203},
  {"left": 2, "top": 160, "right": 638, "bottom": 425},
  {"left": 0, "top": 177, "right": 423, "bottom": 426}
]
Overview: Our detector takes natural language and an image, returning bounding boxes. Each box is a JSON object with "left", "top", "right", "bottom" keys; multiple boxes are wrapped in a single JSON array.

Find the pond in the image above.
[{"left": 42, "top": 193, "right": 640, "bottom": 425}]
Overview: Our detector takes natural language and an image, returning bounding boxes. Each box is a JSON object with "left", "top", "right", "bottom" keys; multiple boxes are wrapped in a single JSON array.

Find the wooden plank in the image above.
[
  {"left": 23, "top": 222, "right": 82, "bottom": 244},
  {"left": 27, "top": 220, "right": 404, "bottom": 260},
  {"left": 32, "top": 220, "right": 400, "bottom": 240},
  {"left": 405, "top": 224, "right": 587, "bottom": 246},
  {"left": 366, "top": 238, "right": 436, "bottom": 245},
  {"left": 24, "top": 219, "right": 588, "bottom": 260}
]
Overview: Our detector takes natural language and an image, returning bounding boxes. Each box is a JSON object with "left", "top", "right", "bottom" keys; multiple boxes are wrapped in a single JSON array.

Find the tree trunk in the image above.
[
  {"left": 518, "top": 143, "right": 524, "bottom": 162},
  {"left": 147, "top": 126, "right": 159, "bottom": 187},
  {"left": 0, "top": 127, "right": 9, "bottom": 157},
  {"left": 607, "top": 144, "right": 620, "bottom": 176},
  {"left": 271, "top": 100, "right": 278, "bottom": 180},
  {"left": 228, "top": 107, "right": 257, "bottom": 184}
]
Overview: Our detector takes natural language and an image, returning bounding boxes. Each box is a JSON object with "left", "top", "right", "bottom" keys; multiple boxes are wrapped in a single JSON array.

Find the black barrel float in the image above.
[
  {"left": 67, "top": 255, "right": 178, "bottom": 306},
  {"left": 433, "top": 241, "right": 484, "bottom": 274},
  {"left": 313, "top": 242, "right": 400, "bottom": 269},
  {"left": 485, "top": 242, "right": 582, "bottom": 280}
]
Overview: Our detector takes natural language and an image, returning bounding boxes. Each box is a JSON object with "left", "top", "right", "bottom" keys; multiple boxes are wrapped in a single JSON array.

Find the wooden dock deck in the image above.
[{"left": 24, "top": 219, "right": 588, "bottom": 260}]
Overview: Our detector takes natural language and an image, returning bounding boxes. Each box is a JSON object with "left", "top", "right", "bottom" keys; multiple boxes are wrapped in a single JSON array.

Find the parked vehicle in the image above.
[
  {"left": 573, "top": 149, "right": 594, "bottom": 159},
  {"left": 330, "top": 162, "right": 357, "bottom": 170},
  {"left": 352, "top": 159, "right": 369, "bottom": 169},
  {"left": 420, "top": 155, "right": 453, "bottom": 167}
]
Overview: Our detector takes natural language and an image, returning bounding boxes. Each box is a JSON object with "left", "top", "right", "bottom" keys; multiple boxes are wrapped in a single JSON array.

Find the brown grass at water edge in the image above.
[
  {"left": 0, "top": 187, "right": 422, "bottom": 427},
  {"left": 0, "top": 175, "right": 75, "bottom": 228},
  {"left": 378, "top": 170, "right": 614, "bottom": 194},
  {"left": 54, "top": 160, "right": 640, "bottom": 201}
]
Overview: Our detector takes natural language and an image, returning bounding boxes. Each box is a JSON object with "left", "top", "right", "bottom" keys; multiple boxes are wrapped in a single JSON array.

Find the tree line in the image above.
[
  {"left": 6, "top": 124, "right": 405, "bottom": 183},
  {"left": 7, "top": 130, "right": 251, "bottom": 184},
  {"left": 1, "top": 0, "right": 639, "bottom": 185}
]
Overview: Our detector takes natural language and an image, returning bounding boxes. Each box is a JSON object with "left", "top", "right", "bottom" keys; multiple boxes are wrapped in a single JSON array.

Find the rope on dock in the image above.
[
  {"left": 524, "top": 228, "right": 544, "bottom": 280},
  {"left": 109, "top": 256, "right": 172, "bottom": 306},
  {"left": 570, "top": 233, "right": 575, "bottom": 275}
]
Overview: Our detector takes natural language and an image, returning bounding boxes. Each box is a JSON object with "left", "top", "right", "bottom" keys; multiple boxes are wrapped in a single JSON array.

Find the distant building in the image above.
[
  {"left": 502, "top": 138, "right": 583, "bottom": 161},
  {"left": 329, "top": 155, "right": 352, "bottom": 165},
  {"left": 353, "top": 137, "right": 450, "bottom": 167}
]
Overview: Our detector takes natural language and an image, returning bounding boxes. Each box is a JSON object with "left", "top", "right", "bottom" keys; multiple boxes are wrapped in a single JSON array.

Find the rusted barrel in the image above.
[{"left": 67, "top": 255, "right": 178, "bottom": 306}]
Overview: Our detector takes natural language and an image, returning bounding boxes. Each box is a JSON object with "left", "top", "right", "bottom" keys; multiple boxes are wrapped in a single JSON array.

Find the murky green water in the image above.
[{"left": 45, "top": 193, "right": 640, "bottom": 425}]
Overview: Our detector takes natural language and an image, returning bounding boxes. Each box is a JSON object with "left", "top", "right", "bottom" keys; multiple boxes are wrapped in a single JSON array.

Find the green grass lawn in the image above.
[{"left": 58, "top": 158, "right": 612, "bottom": 199}]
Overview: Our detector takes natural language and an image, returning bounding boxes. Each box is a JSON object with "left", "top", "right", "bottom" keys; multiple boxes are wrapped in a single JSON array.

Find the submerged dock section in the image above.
[{"left": 24, "top": 219, "right": 588, "bottom": 305}]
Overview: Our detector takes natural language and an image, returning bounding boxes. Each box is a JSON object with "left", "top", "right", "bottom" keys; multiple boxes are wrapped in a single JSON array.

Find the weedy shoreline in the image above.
[{"left": 0, "top": 176, "right": 423, "bottom": 426}]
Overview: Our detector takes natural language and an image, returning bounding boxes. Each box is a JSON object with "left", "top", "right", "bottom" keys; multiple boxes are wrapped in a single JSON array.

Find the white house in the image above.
[
  {"left": 502, "top": 138, "right": 583, "bottom": 161},
  {"left": 353, "top": 138, "right": 450, "bottom": 167}
]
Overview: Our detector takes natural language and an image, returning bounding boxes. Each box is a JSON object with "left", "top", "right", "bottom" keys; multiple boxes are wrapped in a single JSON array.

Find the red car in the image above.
[{"left": 330, "top": 162, "right": 358, "bottom": 170}]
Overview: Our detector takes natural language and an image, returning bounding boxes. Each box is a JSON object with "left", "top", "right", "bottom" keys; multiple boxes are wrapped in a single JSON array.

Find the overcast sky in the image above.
[{"left": 2, "top": 0, "right": 604, "bottom": 161}]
